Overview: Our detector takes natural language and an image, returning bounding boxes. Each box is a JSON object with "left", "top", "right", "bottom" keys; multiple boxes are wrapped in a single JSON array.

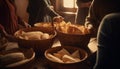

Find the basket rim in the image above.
[
  {"left": 14, "top": 27, "right": 57, "bottom": 41},
  {"left": 44, "top": 46, "right": 88, "bottom": 64},
  {"left": 56, "top": 29, "right": 91, "bottom": 36}
]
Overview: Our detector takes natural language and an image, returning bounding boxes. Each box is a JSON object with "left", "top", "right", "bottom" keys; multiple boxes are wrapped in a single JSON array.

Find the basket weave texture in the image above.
[
  {"left": 45, "top": 46, "right": 88, "bottom": 69},
  {"left": 15, "top": 27, "right": 56, "bottom": 56},
  {"left": 56, "top": 30, "right": 91, "bottom": 49}
]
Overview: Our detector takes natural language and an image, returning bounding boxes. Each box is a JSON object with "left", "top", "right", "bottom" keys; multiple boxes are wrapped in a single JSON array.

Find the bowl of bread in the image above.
[
  {"left": 14, "top": 27, "right": 57, "bottom": 56},
  {"left": 44, "top": 46, "right": 88, "bottom": 69},
  {"left": 55, "top": 21, "right": 91, "bottom": 49}
]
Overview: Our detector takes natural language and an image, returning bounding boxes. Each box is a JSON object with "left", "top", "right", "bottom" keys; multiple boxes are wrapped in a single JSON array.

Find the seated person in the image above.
[
  {"left": 93, "top": 13, "right": 120, "bottom": 69},
  {"left": 82, "top": 0, "right": 120, "bottom": 68},
  {"left": 85, "top": 0, "right": 120, "bottom": 37}
]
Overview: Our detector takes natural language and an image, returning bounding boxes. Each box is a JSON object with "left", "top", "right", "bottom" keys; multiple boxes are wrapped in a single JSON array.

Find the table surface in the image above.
[
  {"left": 5, "top": 57, "right": 51, "bottom": 69},
  {"left": 1, "top": 38, "right": 97, "bottom": 69}
]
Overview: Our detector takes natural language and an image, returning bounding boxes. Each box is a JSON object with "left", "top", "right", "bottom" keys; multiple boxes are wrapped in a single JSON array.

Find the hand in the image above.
[
  {"left": 50, "top": 6, "right": 54, "bottom": 9},
  {"left": 22, "top": 20, "right": 31, "bottom": 28},
  {"left": 24, "top": 22, "right": 31, "bottom": 28},
  {"left": 53, "top": 16, "right": 64, "bottom": 23},
  {"left": 5, "top": 34, "right": 15, "bottom": 42},
  {"left": 0, "top": 24, "right": 8, "bottom": 37},
  {"left": 0, "top": 30, "right": 16, "bottom": 42},
  {"left": 85, "top": 24, "right": 94, "bottom": 34},
  {"left": 2, "top": 30, "right": 17, "bottom": 42},
  {"left": 0, "top": 24, "right": 16, "bottom": 42}
]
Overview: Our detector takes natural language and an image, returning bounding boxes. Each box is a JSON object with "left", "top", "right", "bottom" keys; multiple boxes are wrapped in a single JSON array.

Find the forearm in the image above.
[
  {"left": 44, "top": 0, "right": 59, "bottom": 17},
  {"left": 47, "top": 6, "right": 59, "bottom": 17},
  {"left": 18, "top": 17, "right": 31, "bottom": 28},
  {"left": 84, "top": 3, "right": 99, "bottom": 33}
]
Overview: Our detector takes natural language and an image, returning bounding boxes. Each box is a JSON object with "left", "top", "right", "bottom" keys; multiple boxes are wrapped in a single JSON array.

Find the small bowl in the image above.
[
  {"left": 14, "top": 27, "right": 57, "bottom": 56},
  {"left": 44, "top": 46, "right": 88, "bottom": 69}
]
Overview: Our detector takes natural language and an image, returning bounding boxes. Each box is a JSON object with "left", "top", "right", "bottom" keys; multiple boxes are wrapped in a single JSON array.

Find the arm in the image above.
[
  {"left": 44, "top": 0, "right": 64, "bottom": 23},
  {"left": 17, "top": 17, "right": 31, "bottom": 28},
  {"left": 0, "top": 24, "right": 6, "bottom": 36},
  {"left": 84, "top": 0, "right": 99, "bottom": 37},
  {"left": 0, "top": 24, "right": 16, "bottom": 42},
  {"left": 44, "top": 0, "right": 60, "bottom": 17}
]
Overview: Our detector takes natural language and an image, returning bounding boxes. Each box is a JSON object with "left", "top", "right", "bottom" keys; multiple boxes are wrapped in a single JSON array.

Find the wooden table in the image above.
[{"left": 1, "top": 38, "right": 97, "bottom": 69}]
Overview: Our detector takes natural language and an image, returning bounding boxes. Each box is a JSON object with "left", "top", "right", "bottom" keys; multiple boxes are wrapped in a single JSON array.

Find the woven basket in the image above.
[
  {"left": 14, "top": 27, "right": 57, "bottom": 56},
  {"left": 55, "top": 24, "right": 91, "bottom": 49},
  {"left": 44, "top": 46, "right": 88, "bottom": 69}
]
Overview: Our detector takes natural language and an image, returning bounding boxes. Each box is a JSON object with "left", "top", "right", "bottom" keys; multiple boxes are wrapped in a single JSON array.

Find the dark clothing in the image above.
[
  {"left": 94, "top": 13, "right": 120, "bottom": 69},
  {"left": 85, "top": 0, "right": 120, "bottom": 37},
  {"left": 76, "top": 0, "right": 92, "bottom": 6},
  {"left": 75, "top": 0, "right": 92, "bottom": 24},
  {"left": 0, "top": 0, "right": 19, "bottom": 35},
  {"left": 27, "top": 0, "right": 59, "bottom": 26},
  {"left": 75, "top": 7, "right": 89, "bottom": 24}
]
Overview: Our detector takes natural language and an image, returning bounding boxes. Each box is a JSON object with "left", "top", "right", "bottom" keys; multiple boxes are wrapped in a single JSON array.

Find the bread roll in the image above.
[
  {"left": 47, "top": 53, "right": 64, "bottom": 63},
  {"left": 71, "top": 50, "right": 80, "bottom": 58},
  {"left": 41, "top": 33, "right": 50, "bottom": 39},
  {"left": 68, "top": 25, "right": 83, "bottom": 34},
  {"left": 62, "top": 55, "right": 80, "bottom": 63},
  {"left": 22, "top": 31, "right": 43, "bottom": 40},
  {"left": 53, "top": 53, "right": 62, "bottom": 59},
  {"left": 78, "top": 26, "right": 89, "bottom": 34},
  {"left": 57, "top": 48, "right": 71, "bottom": 56}
]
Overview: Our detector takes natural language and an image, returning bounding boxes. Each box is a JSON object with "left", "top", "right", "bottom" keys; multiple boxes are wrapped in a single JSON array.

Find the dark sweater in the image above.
[
  {"left": 85, "top": 0, "right": 120, "bottom": 37},
  {"left": 94, "top": 13, "right": 120, "bottom": 69}
]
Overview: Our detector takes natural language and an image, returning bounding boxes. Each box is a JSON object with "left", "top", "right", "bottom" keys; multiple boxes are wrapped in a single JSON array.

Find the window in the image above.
[
  {"left": 63, "top": 0, "right": 77, "bottom": 8},
  {"left": 55, "top": 0, "right": 77, "bottom": 23},
  {"left": 56, "top": 0, "right": 78, "bottom": 12}
]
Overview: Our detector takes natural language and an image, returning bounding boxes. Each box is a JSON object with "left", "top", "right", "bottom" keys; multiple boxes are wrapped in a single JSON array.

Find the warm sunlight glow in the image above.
[{"left": 63, "top": 0, "right": 77, "bottom": 8}]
